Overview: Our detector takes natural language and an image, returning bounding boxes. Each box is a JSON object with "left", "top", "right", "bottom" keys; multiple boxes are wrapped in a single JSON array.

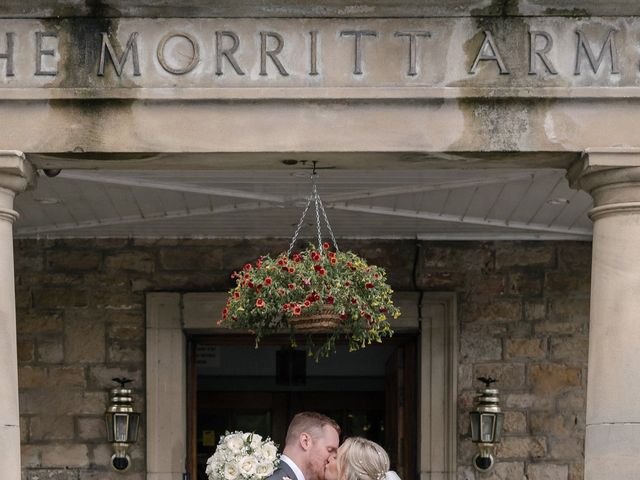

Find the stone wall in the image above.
[{"left": 14, "top": 239, "right": 590, "bottom": 480}]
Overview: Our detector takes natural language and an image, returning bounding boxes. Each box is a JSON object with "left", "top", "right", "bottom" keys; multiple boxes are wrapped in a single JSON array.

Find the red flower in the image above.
[
  {"left": 365, "top": 282, "right": 374, "bottom": 289},
  {"left": 247, "top": 281, "right": 254, "bottom": 288},
  {"left": 379, "top": 307, "right": 388, "bottom": 313},
  {"left": 328, "top": 251, "right": 336, "bottom": 258},
  {"left": 351, "top": 298, "right": 358, "bottom": 304},
  {"left": 222, "top": 308, "right": 228, "bottom": 318},
  {"left": 339, "top": 312, "right": 347, "bottom": 321},
  {"left": 330, "top": 257, "right": 337, "bottom": 265},
  {"left": 256, "top": 258, "right": 263, "bottom": 269},
  {"left": 244, "top": 263, "right": 252, "bottom": 271},
  {"left": 311, "top": 251, "right": 321, "bottom": 262},
  {"left": 277, "top": 288, "right": 285, "bottom": 296},
  {"left": 326, "top": 296, "right": 335, "bottom": 304},
  {"left": 374, "top": 273, "right": 380, "bottom": 279},
  {"left": 277, "top": 258, "right": 286, "bottom": 266},
  {"left": 323, "top": 242, "right": 330, "bottom": 250},
  {"left": 304, "top": 300, "right": 311, "bottom": 307},
  {"left": 293, "top": 305, "right": 302, "bottom": 315},
  {"left": 288, "top": 267, "right": 296, "bottom": 273},
  {"left": 233, "top": 291, "right": 240, "bottom": 299},
  {"left": 288, "top": 283, "right": 296, "bottom": 290},
  {"left": 256, "top": 298, "right": 265, "bottom": 308},
  {"left": 264, "top": 277, "right": 272, "bottom": 285},
  {"left": 314, "top": 265, "right": 326, "bottom": 275},
  {"left": 292, "top": 253, "right": 302, "bottom": 263},
  {"left": 283, "top": 303, "right": 290, "bottom": 311},
  {"left": 344, "top": 280, "right": 351, "bottom": 287}
]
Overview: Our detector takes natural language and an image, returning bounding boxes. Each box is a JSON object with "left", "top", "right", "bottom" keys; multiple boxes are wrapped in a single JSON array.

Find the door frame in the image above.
[{"left": 146, "top": 291, "right": 457, "bottom": 480}]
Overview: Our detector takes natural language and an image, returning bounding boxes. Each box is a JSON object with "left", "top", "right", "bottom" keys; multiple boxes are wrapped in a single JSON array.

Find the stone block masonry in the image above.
[{"left": 14, "top": 239, "right": 589, "bottom": 480}]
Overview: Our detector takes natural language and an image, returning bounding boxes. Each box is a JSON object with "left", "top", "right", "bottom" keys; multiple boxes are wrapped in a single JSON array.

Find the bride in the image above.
[{"left": 325, "top": 437, "right": 401, "bottom": 480}]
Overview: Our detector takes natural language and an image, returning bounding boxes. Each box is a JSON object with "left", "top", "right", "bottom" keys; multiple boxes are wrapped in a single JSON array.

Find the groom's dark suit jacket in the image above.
[{"left": 266, "top": 458, "right": 300, "bottom": 480}]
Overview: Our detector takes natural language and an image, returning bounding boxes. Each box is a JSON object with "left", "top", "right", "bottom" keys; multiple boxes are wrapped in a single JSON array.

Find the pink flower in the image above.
[
  {"left": 243, "top": 263, "right": 252, "bottom": 271},
  {"left": 256, "top": 298, "right": 265, "bottom": 308}
]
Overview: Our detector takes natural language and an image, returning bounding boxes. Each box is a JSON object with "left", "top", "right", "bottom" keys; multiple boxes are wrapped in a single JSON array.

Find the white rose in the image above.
[
  {"left": 256, "top": 462, "right": 275, "bottom": 478},
  {"left": 224, "top": 462, "right": 240, "bottom": 480},
  {"left": 225, "top": 434, "right": 245, "bottom": 454},
  {"left": 260, "top": 443, "right": 278, "bottom": 462},
  {"left": 239, "top": 456, "right": 258, "bottom": 477},
  {"left": 251, "top": 434, "right": 263, "bottom": 450}
]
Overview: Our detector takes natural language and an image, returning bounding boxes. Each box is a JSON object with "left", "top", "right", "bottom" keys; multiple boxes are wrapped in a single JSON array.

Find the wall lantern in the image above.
[
  {"left": 469, "top": 376, "right": 503, "bottom": 472},
  {"left": 105, "top": 377, "right": 141, "bottom": 472}
]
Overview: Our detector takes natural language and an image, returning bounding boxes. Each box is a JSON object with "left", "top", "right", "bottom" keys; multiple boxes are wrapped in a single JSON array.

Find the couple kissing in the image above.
[{"left": 266, "top": 412, "right": 400, "bottom": 480}]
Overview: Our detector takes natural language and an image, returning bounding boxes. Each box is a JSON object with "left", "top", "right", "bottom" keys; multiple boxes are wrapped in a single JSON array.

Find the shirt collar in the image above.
[{"left": 280, "top": 454, "right": 305, "bottom": 480}]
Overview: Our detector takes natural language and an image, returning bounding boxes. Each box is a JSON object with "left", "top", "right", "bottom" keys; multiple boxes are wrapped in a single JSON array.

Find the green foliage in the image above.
[{"left": 220, "top": 243, "right": 400, "bottom": 357}]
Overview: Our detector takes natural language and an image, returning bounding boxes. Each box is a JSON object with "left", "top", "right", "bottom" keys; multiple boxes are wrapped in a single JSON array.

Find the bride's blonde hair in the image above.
[{"left": 338, "top": 437, "right": 390, "bottom": 480}]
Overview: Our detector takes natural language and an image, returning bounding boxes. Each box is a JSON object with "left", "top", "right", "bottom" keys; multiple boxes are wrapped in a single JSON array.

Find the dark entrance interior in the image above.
[{"left": 187, "top": 335, "right": 417, "bottom": 480}]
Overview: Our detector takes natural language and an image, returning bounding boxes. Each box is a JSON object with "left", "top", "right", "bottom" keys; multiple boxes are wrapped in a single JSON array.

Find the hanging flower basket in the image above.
[{"left": 218, "top": 169, "right": 400, "bottom": 357}]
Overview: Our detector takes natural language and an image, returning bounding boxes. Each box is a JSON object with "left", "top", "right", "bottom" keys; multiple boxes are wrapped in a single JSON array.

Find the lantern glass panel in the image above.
[
  {"left": 470, "top": 412, "right": 480, "bottom": 442},
  {"left": 128, "top": 413, "right": 140, "bottom": 442},
  {"left": 480, "top": 413, "right": 496, "bottom": 443},
  {"left": 114, "top": 413, "right": 129, "bottom": 442},
  {"left": 105, "top": 414, "right": 115, "bottom": 442},
  {"left": 494, "top": 412, "right": 504, "bottom": 442}
]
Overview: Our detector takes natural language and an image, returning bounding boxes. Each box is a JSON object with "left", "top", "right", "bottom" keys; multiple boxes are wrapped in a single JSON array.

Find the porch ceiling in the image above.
[{"left": 13, "top": 167, "right": 593, "bottom": 240}]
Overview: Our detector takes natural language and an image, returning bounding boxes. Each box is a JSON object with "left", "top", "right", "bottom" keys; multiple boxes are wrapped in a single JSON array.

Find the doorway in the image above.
[{"left": 187, "top": 335, "right": 418, "bottom": 480}]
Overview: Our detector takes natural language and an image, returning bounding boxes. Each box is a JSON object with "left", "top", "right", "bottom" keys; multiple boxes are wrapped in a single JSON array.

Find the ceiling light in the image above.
[
  {"left": 34, "top": 197, "right": 61, "bottom": 205},
  {"left": 547, "top": 198, "right": 569, "bottom": 205}
]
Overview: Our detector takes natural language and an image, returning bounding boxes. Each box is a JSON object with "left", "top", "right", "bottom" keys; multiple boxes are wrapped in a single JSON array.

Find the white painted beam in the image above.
[
  {"left": 328, "top": 203, "right": 593, "bottom": 237},
  {"left": 14, "top": 201, "right": 279, "bottom": 236}
]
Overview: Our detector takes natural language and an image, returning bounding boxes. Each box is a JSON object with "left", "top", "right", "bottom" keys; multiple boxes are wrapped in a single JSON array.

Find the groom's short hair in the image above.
[{"left": 285, "top": 411, "right": 341, "bottom": 445}]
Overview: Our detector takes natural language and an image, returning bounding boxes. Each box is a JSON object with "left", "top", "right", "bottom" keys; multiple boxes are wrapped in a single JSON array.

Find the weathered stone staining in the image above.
[{"left": 0, "top": 26, "right": 626, "bottom": 80}]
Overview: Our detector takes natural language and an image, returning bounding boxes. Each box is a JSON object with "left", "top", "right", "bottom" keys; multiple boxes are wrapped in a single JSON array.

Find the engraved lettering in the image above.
[
  {"left": 0, "top": 32, "right": 15, "bottom": 77},
  {"left": 340, "top": 30, "right": 378, "bottom": 75},
  {"left": 309, "top": 31, "right": 318, "bottom": 76},
  {"left": 529, "top": 30, "right": 557, "bottom": 75},
  {"left": 575, "top": 28, "right": 619, "bottom": 75},
  {"left": 98, "top": 32, "right": 141, "bottom": 77},
  {"left": 394, "top": 31, "right": 431, "bottom": 76},
  {"left": 157, "top": 32, "right": 199, "bottom": 75},
  {"left": 260, "top": 31, "right": 289, "bottom": 76},
  {"left": 216, "top": 31, "right": 244, "bottom": 76},
  {"left": 469, "top": 30, "right": 509, "bottom": 75},
  {"left": 35, "top": 32, "right": 58, "bottom": 76}
]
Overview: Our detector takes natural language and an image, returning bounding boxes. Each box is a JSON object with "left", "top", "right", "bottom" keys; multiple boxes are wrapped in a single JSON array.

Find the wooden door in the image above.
[{"left": 385, "top": 342, "right": 417, "bottom": 480}]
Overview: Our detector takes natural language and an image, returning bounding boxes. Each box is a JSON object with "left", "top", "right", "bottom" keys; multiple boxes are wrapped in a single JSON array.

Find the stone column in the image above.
[
  {"left": 0, "top": 152, "right": 35, "bottom": 480},
  {"left": 568, "top": 149, "right": 640, "bottom": 479}
]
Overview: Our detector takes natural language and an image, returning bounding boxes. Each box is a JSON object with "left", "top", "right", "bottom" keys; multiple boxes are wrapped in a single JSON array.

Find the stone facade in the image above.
[{"left": 14, "top": 239, "right": 590, "bottom": 480}]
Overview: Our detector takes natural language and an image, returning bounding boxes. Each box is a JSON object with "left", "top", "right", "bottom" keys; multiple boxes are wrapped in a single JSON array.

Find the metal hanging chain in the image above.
[
  {"left": 287, "top": 164, "right": 340, "bottom": 256},
  {"left": 317, "top": 193, "right": 339, "bottom": 252},
  {"left": 287, "top": 193, "right": 314, "bottom": 258}
]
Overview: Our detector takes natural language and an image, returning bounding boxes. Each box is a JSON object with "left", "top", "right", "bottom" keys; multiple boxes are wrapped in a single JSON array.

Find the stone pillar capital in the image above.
[
  {"left": 0, "top": 151, "right": 36, "bottom": 224},
  {"left": 568, "top": 148, "right": 640, "bottom": 221},
  {"left": 0, "top": 151, "right": 36, "bottom": 194}
]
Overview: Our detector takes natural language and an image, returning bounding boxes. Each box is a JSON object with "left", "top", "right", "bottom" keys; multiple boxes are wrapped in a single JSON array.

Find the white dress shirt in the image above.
[{"left": 280, "top": 454, "right": 306, "bottom": 480}]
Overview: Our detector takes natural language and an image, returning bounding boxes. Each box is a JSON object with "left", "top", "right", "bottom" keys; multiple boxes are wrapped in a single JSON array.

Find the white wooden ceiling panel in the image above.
[
  {"left": 13, "top": 168, "right": 594, "bottom": 240},
  {"left": 463, "top": 184, "right": 502, "bottom": 219},
  {"left": 528, "top": 177, "right": 577, "bottom": 226},
  {"left": 506, "top": 174, "right": 563, "bottom": 224}
]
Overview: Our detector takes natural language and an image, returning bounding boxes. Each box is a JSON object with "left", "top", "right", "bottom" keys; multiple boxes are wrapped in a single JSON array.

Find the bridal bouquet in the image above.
[{"left": 206, "top": 431, "right": 280, "bottom": 480}]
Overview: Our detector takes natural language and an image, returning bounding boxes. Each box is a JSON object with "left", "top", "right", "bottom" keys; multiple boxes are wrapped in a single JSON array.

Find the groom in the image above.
[{"left": 267, "top": 412, "right": 340, "bottom": 480}]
